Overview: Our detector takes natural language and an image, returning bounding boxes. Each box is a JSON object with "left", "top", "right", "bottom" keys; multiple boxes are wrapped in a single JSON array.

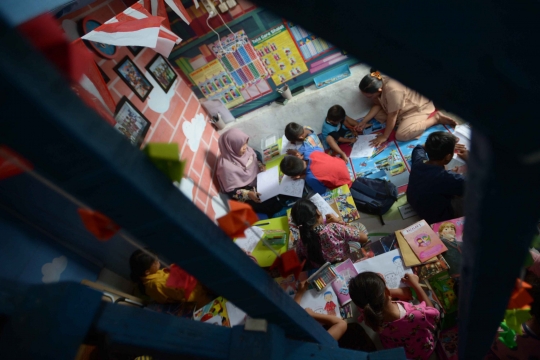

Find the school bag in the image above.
[{"left": 350, "top": 177, "right": 398, "bottom": 225}]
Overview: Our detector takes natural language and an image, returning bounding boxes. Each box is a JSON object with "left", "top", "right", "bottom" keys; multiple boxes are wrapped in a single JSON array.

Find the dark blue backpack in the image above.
[{"left": 350, "top": 177, "right": 398, "bottom": 225}]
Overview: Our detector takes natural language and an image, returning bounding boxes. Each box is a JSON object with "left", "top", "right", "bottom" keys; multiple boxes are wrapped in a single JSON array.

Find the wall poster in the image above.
[
  {"left": 252, "top": 24, "right": 309, "bottom": 85},
  {"left": 189, "top": 59, "right": 245, "bottom": 108}
]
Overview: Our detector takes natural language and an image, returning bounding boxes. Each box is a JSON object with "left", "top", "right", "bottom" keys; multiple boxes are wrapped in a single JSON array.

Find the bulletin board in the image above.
[
  {"left": 285, "top": 21, "right": 333, "bottom": 62},
  {"left": 252, "top": 24, "right": 308, "bottom": 85},
  {"left": 210, "top": 30, "right": 268, "bottom": 89},
  {"left": 189, "top": 59, "right": 246, "bottom": 108}
]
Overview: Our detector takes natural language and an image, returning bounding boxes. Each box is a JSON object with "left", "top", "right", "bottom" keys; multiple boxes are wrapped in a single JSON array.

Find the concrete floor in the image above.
[{"left": 221, "top": 64, "right": 374, "bottom": 151}]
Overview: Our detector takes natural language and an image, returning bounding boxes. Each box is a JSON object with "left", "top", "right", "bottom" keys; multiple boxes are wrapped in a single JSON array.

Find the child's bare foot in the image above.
[{"left": 436, "top": 112, "right": 458, "bottom": 127}]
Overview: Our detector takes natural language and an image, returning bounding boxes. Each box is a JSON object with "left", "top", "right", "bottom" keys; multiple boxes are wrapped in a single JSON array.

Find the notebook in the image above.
[{"left": 400, "top": 220, "right": 448, "bottom": 263}]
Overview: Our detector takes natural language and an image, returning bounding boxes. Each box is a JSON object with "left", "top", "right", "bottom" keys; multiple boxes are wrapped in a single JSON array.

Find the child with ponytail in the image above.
[
  {"left": 348, "top": 272, "right": 440, "bottom": 360},
  {"left": 291, "top": 198, "right": 369, "bottom": 268}
]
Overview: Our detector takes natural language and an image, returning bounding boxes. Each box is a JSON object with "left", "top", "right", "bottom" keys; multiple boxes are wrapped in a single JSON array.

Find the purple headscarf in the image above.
[{"left": 216, "top": 129, "right": 259, "bottom": 192}]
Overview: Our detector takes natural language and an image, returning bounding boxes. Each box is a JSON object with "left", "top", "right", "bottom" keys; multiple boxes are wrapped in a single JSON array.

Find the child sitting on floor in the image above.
[
  {"left": 284, "top": 122, "right": 323, "bottom": 155},
  {"left": 322, "top": 105, "right": 358, "bottom": 163},
  {"left": 129, "top": 249, "right": 210, "bottom": 308},
  {"left": 406, "top": 131, "right": 468, "bottom": 224},
  {"left": 349, "top": 272, "right": 440, "bottom": 360},
  {"left": 280, "top": 147, "right": 352, "bottom": 194},
  {"left": 291, "top": 198, "right": 368, "bottom": 268},
  {"left": 486, "top": 278, "right": 540, "bottom": 359}
]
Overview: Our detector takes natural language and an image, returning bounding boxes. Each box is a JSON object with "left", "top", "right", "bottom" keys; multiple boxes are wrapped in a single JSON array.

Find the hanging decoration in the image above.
[
  {"left": 77, "top": 209, "right": 120, "bottom": 241},
  {"left": 81, "top": 2, "right": 181, "bottom": 57},
  {"left": 216, "top": 200, "right": 259, "bottom": 238}
]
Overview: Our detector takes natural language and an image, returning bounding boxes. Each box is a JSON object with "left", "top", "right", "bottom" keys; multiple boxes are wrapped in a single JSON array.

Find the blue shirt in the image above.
[
  {"left": 297, "top": 126, "right": 324, "bottom": 155},
  {"left": 304, "top": 147, "right": 329, "bottom": 194},
  {"left": 406, "top": 145, "right": 465, "bottom": 224},
  {"left": 321, "top": 118, "right": 341, "bottom": 149}
]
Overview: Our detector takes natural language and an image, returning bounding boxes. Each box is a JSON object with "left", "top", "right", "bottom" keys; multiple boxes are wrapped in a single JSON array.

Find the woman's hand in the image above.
[
  {"left": 355, "top": 120, "right": 368, "bottom": 132},
  {"left": 248, "top": 191, "right": 262, "bottom": 203},
  {"left": 369, "top": 134, "right": 388, "bottom": 147}
]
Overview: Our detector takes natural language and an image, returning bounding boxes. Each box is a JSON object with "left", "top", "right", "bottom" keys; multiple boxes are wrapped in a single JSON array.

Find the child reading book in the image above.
[
  {"left": 349, "top": 272, "right": 440, "bottom": 360},
  {"left": 129, "top": 249, "right": 210, "bottom": 308},
  {"left": 322, "top": 105, "right": 358, "bottom": 163},
  {"left": 291, "top": 199, "right": 369, "bottom": 268},
  {"left": 284, "top": 122, "right": 323, "bottom": 155},
  {"left": 280, "top": 147, "right": 352, "bottom": 194},
  {"left": 406, "top": 131, "right": 468, "bottom": 224}
]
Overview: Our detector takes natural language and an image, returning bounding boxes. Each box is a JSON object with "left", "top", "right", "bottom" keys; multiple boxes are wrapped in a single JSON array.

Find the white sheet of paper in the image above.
[
  {"left": 353, "top": 249, "right": 413, "bottom": 289},
  {"left": 279, "top": 175, "right": 304, "bottom": 198},
  {"left": 225, "top": 301, "right": 248, "bottom": 326},
  {"left": 350, "top": 134, "right": 377, "bottom": 159},
  {"left": 280, "top": 135, "right": 300, "bottom": 155},
  {"left": 256, "top": 166, "right": 280, "bottom": 202},
  {"left": 309, "top": 193, "right": 339, "bottom": 218},
  {"left": 453, "top": 125, "right": 471, "bottom": 158},
  {"left": 235, "top": 226, "right": 264, "bottom": 253},
  {"left": 299, "top": 287, "right": 341, "bottom": 317}
]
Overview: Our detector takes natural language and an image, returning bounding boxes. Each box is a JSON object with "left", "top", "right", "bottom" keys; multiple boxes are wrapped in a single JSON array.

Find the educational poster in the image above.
[
  {"left": 394, "top": 124, "right": 448, "bottom": 171},
  {"left": 189, "top": 59, "right": 245, "bottom": 108},
  {"left": 210, "top": 30, "right": 267, "bottom": 89},
  {"left": 252, "top": 24, "right": 309, "bottom": 85},
  {"left": 285, "top": 21, "right": 333, "bottom": 61}
]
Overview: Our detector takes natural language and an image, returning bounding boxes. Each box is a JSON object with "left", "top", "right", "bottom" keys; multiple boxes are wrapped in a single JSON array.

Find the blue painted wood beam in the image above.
[{"left": 0, "top": 16, "right": 333, "bottom": 344}]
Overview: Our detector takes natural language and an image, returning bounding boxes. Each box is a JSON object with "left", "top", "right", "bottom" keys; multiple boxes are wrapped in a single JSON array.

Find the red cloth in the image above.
[
  {"left": 309, "top": 151, "right": 352, "bottom": 190},
  {"left": 165, "top": 264, "right": 198, "bottom": 299}
]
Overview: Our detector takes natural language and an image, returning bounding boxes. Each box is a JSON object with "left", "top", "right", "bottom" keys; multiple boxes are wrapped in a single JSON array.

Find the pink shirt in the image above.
[{"left": 379, "top": 301, "right": 440, "bottom": 360}]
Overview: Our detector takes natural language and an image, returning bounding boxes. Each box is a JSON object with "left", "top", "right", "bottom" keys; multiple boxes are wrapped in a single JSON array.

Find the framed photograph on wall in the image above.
[
  {"left": 113, "top": 96, "right": 151, "bottom": 147},
  {"left": 113, "top": 56, "right": 153, "bottom": 102},
  {"left": 145, "top": 53, "right": 178, "bottom": 93},
  {"left": 127, "top": 46, "right": 142, "bottom": 56}
]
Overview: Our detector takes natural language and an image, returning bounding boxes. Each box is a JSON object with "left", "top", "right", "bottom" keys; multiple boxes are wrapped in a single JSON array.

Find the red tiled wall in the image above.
[{"left": 60, "top": 0, "right": 220, "bottom": 220}]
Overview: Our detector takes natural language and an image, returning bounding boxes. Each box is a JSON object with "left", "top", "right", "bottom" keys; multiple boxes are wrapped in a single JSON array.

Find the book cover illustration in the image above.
[
  {"left": 368, "top": 234, "right": 398, "bottom": 256},
  {"left": 193, "top": 296, "right": 231, "bottom": 327},
  {"left": 401, "top": 220, "right": 448, "bottom": 263},
  {"left": 354, "top": 249, "right": 413, "bottom": 289},
  {"left": 412, "top": 255, "right": 450, "bottom": 281},
  {"left": 350, "top": 141, "right": 410, "bottom": 195},
  {"left": 437, "top": 326, "right": 458, "bottom": 360},
  {"left": 322, "top": 184, "right": 360, "bottom": 223},
  {"left": 431, "top": 217, "right": 465, "bottom": 243},
  {"left": 330, "top": 259, "right": 358, "bottom": 305},
  {"left": 298, "top": 286, "right": 341, "bottom": 318},
  {"left": 349, "top": 241, "right": 375, "bottom": 263},
  {"left": 428, "top": 272, "right": 458, "bottom": 314}
]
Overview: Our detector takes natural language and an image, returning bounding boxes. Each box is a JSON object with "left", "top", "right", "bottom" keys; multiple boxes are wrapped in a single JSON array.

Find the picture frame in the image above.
[
  {"left": 145, "top": 53, "right": 178, "bottom": 93},
  {"left": 96, "top": 62, "right": 110, "bottom": 83},
  {"left": 113, "top": 96, "right": 151, "bottom": 147},
  {"left": 113, "top": 56, "right": 153, "bottom": 102},
  {"left": 127, "top": 46, "right": 142, "bottom": 56},
  {"left": 81, "top": 17, "right": 117, "bottom": 59}
]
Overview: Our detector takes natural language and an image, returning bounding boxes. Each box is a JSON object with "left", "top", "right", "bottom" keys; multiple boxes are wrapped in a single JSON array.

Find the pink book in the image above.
[
  {"left": 400, "top": 220, "right": 448, "bottom": 262},
  {"left": 330, "top": 259, "right": 358, "bottom": 306},
  {"left": 431, "top": 217, "right": 465, "bottom": 243}
]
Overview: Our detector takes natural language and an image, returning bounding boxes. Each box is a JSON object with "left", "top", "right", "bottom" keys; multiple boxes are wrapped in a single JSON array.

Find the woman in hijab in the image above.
[{"left": 216, "top": 128, "right": 283, "bottom": 216}]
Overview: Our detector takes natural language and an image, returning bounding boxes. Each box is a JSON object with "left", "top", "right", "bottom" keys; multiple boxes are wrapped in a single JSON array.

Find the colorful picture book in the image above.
[
  {"left": 193, "top": 296, "right": 231, "bottom": 327},
  {"left": 353, "top": 249, "right": 413, "bottom": 289},
  {"left": 401, "top": 220, "right": 448, "bottom": 263},
  {"left": 428, "top": 272, "right": 458, "bottom": 314},
  {"left": 437, "top": 326, "right": 459, "bottom": 360},
  {"left": 321, "top": 184, "right": 361, "bottom": 223},
  {"left": 412, "top": 255, "right": 450, "bottom": 281},
  {"left": 349, "top": 123, "right": 459, "bottom": 195},
  {"left": 330, "top": 259, "right": 357, "bottom": 305},
  {"left": 431, "top": 217, "right": 465, "bottom": 243},
  {"left": 395, "top": 230, "right": 436, "bottom": 267},
  {"left": 298, "top": 285, "right": 341, "bottom": 318}
]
